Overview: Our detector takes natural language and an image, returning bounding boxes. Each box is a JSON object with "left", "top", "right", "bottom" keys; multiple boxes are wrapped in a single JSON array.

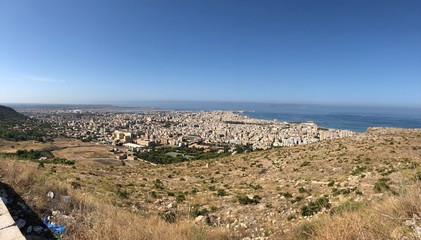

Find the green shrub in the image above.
[
  {"left": 374, "top": 178, "right": 391, "bottom": 193},
  {"left": 291, "top": 196, "right": 304, "bottom": 204},
  {"left": 300, "top": 161, "right": 311, "bottom": 167},
  {"left": 216, "top": 189, "right": 227, "bottom": 196},
  {"left": 332, "top": 187, "right": 357, "bottom": 196},
  {"left": 249, "top": 183, "right": 263, "bottom": 190},
  {"left": 176, "top": 193, "right": 186, "bottom": 202},
  {"left": 301, "top": 196, "right": 330, "bottom": 216},
  {"left": 149, "top": 191, "right": 158, "bottom": 198},
  {"left": 47, "top": 157, "right": 75, "bottom": 165},
  {"left": 116, "top": 189, "right": 130, "bottom": 199},
  {"left": 351, "top": 165, "right": 366, "bottom": 175},
  {"left": 161, "top": 211, "right": 176, "bottom": 223},
  {"left": 281, "top": 192, "right": 293, "bottom": 199},
  {"left": 237, "top": 194, "right": 261, "bottom": 205},
  {"left": 153, "top": 179, "right": 164, "bottom": 189},
  {"left": 298, "top": 187, "right": 308, "bottom": 194},
  {"left": 327, "top": 180, "right": 335, "bottom": 187},
  {"left": 37, "top": 162, "right": 45, "bottom": 169}
]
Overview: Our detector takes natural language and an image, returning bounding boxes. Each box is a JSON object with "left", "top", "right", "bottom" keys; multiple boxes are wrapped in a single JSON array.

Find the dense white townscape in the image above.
[{"left": 23, "top": 108, "right": 356, "bottom": 150}]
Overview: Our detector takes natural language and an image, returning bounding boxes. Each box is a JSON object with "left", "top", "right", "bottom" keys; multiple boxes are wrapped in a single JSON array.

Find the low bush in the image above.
[
  {"left": 373, "top": 178, "right": 391, "bottom": 193},
  {"left": 301, "top": 196, "right": 330, "bottom": 216},
  {"left": 237, "top": 194, "right": 261, "bottom": 205}
]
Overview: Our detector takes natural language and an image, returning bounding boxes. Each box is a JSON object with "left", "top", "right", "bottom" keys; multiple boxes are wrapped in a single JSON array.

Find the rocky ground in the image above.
[
  {"left": 1, "top": 127, "right": 420, "bottom": 239},
  {"left": 0, "top": 182, "right": 54, "bottom": 239}
]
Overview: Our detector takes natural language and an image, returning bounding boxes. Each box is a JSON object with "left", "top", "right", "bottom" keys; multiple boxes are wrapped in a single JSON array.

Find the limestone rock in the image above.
[{"left": 195, "top": 215, "right": 205, "bottom": 224}]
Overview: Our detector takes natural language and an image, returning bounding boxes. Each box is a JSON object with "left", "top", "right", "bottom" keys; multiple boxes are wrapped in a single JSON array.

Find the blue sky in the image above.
[{"left": 0, "top": 0, "right": 420, "bottom": 106}]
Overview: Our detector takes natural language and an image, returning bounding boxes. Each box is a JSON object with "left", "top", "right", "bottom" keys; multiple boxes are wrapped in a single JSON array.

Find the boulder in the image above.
[{"left": 195, "top": 215, "right": 205, "bottom": 224}]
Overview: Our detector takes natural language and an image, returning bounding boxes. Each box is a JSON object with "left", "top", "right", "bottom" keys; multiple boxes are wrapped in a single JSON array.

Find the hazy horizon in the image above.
[{"left": 2, "top": 100, "right": 421, "bottom": 110}]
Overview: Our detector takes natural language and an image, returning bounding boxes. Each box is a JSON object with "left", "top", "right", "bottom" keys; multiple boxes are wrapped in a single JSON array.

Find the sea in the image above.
[
  {"left": 114, "top": 101, "right": 421, "bottom": 133},
  {"left": 7, "top": 101, "right": 421, "bottom": 133}
]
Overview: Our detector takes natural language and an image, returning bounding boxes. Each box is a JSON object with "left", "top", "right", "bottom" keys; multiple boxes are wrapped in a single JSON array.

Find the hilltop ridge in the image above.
[
  {"left": 0, "top": 105, "right": 27, "bottom": 122},
  {"left": 0, "top": 105, "right": 48, "bottom": 141}
]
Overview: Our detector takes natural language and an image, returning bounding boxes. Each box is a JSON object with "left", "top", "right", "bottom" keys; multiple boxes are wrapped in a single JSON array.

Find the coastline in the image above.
[{"left": 6, "top": 102, "right": 421, "bottom": 133}]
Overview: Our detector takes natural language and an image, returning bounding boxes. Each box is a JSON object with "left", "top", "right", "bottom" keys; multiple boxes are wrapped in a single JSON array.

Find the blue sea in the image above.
[{"left": 113, "top": 101, "right": 421, "bottom": 133}]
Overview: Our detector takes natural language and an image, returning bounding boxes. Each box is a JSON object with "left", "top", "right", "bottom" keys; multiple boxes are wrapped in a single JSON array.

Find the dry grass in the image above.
[
  {"left": 1, "top": 128, "right": 420, "bottom": 239},
  {"left": 288, "top": 184, "right": 421, "bottom": 240},
  {"left": 0, "top": 139, "right": 54, "bottom": 153},
  {"left": 0, "top": 160, "right": 233, "bottom": 240},
  {"left": 69, "top": 206, "right": 231, "bottom": 240},
  {"left": 0, "top": 138, "right": 117, "bottom": 162}
]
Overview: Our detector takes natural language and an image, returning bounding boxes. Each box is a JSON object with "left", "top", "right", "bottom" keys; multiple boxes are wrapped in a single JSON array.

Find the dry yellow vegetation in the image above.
[
  {"left": 0, "top": 127, "right": 420, "bottom": 239},
  {"left": 0, "top": 161, "right": 232, "bottom": 240},
  {"left": 288, "top": 185, "right": 421, "bottom": 240}
]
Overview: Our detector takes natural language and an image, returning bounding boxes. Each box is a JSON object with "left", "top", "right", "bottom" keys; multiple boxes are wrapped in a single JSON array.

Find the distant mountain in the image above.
[{"left": 0, "top": 105, "right": 47, "bottom": 141}]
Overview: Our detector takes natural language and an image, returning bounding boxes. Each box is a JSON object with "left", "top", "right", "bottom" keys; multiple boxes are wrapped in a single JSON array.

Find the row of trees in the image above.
[
  {"left": 0, "top": 149, "right": 75, "bottom": 165},
  {"left": 135, "top": 146, "right": 232, "bottom": 164}
]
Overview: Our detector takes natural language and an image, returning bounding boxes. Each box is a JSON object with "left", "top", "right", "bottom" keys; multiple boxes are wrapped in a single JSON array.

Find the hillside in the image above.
[
  {"left": 0, "top": 128, "right": 420, "bottom": 239},
  {"left": 0, "top": 105, "right": 47, "bottom": 141},
  {"left": 0, "top": 105, "right": 27, "bottom": 122}
]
